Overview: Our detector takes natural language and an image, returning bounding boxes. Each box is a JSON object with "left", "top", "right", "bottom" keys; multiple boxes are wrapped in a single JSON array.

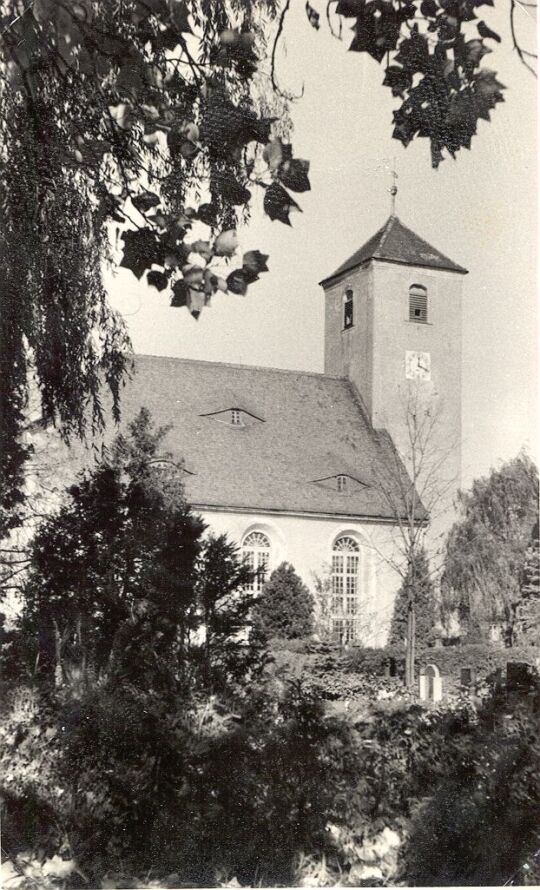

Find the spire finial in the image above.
[{"left": 389, "top": 158, "right": 398, "bottom": 216}]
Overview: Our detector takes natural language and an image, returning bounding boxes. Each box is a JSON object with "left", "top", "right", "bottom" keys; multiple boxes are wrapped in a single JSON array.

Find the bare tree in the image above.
[{"left": 370, "top": 382, "right": 461, "bottom": 685}]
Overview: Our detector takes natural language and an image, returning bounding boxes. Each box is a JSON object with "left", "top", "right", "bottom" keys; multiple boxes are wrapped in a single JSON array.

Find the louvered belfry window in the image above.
[
  {"left": 409, "top": 284, "right": 428, "bottom": 322},
  {"left": 343, "top": 289, "right": 354, "bottom": 329}
]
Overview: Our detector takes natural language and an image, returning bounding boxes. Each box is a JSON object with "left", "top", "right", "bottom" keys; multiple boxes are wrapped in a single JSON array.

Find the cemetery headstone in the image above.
[
  {"left": 419, "top": 664, "right": 442, "bottom": 703},
  {"left": 460, "top": 666, "right": 476, "bottom": 688}
]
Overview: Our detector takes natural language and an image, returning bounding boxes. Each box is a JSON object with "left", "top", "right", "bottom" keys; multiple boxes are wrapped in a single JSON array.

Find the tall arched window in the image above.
[
  {"left": 331, "top": 536, "right": 360, "bottom": 644},
  {"left": 409, "top": 284, "right": 428, "bottom": 322},
  {"left": 343, "top": 288, "right": 354, "bottom": 329},
  {"left": 242, "top": 531, "right": 271, "bottom": 592}
]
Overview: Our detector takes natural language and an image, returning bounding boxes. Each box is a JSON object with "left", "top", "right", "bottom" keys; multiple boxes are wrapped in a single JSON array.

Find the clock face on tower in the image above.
[{"left": 405, "top": 351, "right": 431, "bottom": 380}]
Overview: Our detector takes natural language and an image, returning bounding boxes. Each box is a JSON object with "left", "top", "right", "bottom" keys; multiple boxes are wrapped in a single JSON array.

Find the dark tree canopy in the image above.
[
  {"left": 441, "top": 453, "right": 539, "bottom": 643},
  {"left": 389, "top": 546, "right": 437, "bottom": 647},
  {"left": 253, "top": 561, "right": 314, "bottom": 640},
  {"left": 19, "top": 407, "right": 261, "bottom": 695}
]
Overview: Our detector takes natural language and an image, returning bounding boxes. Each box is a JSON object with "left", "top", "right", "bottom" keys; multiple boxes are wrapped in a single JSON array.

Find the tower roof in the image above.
[{"left": 320, "top": 215, "right": 468, "bottom": 286}]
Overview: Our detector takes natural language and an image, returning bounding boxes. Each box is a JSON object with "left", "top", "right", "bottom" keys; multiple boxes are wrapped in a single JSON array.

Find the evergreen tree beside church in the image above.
[
  {"left": 253, "top": 562, "right": 314, "bottom": 640},
  {"left": 389, "top": 548, "right": 437, "bottom": 648}
]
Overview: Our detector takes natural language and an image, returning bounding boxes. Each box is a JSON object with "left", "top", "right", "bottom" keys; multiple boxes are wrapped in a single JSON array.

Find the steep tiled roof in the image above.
[
  {"left": 111, "top": 354, "right": 415, "bottom": 521},
  {"left": 320, "top": 215, "right": 468, "bottom": 285}
]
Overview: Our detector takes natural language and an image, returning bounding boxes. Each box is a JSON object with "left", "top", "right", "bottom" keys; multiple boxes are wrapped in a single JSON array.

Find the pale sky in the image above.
[{"left": 107, "top": 1, "right": 538, "bottom": 489}]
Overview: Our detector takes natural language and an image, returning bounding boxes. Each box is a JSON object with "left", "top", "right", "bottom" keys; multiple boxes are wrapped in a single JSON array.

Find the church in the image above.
[{"left": 113, "top": 213, "right": 468, "bottom": 647}]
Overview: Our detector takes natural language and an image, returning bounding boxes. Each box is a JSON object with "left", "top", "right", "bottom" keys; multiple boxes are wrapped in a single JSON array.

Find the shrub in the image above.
[{"left": 253, "top": 562, "right": 314, "bottom": 640}]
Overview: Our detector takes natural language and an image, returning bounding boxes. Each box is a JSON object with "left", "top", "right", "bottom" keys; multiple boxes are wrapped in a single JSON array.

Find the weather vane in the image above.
[{"left": 389, "top": 159, "right": 398, "bottom": 216}]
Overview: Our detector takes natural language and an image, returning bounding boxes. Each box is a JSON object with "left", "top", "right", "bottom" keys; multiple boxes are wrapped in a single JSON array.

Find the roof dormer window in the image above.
[
  {"left": 337, "top": 474, "right": 347, "bottom": 492},
  {"left": 200, "top": 407, "right": 264, "bottom": 427}
]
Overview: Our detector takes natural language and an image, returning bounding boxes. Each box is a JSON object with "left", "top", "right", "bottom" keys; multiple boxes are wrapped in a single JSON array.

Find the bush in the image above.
[
  {"left": 341, "top": 642, "right": 539, "bottom": 688},
  {"left": 253, "top": 562, "right": 314, "bottom": 640},
  {"left": 341, "top": 644, "right": 406, "bottom": 677}
]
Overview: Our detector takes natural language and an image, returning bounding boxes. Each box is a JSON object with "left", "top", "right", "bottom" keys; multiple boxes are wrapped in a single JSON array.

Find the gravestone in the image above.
[
  {"left": 460, "top": 666, "right": 476, "bottom": 688},
  {"left": 419, "top": 664, "right": 442, "bottom": 703}
]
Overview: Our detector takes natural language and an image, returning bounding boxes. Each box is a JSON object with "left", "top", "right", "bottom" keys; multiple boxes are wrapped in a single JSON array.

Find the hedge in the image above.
[{"left": 343, "top": 643, "right": 539, "bottom": 685}]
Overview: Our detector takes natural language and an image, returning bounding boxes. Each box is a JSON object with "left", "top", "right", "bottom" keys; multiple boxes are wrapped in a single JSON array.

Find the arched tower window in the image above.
[
  {"left": 343, "top": 288, "right": 354, "bottom": 329},
  {"left": 409, "top": 284, "right": 428, "bottom": 323},
  {"left": 331, "top": 535, "right": 360, "bottom": 644},
  {"left": 242, "top": 531, "right": 271, "bottom": 592}
]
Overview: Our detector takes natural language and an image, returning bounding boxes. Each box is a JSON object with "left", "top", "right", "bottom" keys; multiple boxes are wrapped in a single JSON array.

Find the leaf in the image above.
[
  {"left": 242, "top": 250, "right": 269, "bottom": 275},
  {"left": 214, "top": 230, "right": 238, "bottom": 257},
  {"left": 219, "top": 172, "right": 252, "bottom": 206},
  {"left": 348, "top": 2, "right": 404, "bottom": 62},
  {"left": 457, "top": 38, "right": 492, "bottom": 68},
  {"left": 263, "top": 182, "right": 300, "bottom": 226},
  {"left": 171, "top": 279, "right": 188, "bottom": 307},
  {"left": 197, "top": 203, "right": 218, "bottom": 226},
  {"left": 306, "top": 2, "right": 321, "bottom": 29},
  {"left": 167, "top": 122, "right": 200, "bottom": 159},
  {"left": 279, "top": 158, "right": 311, "bottom": 193},
  {"left": 190, "top": 240, "right": 214, "bottom": 262},
  {"left": 203, "top": 268, "right": 218, "bottom": 296},
  {"left": 187, "top": 289, "right": 205, "bottom": 318},
  {"left": 336, "top": 0, "right": 364, "bottom": 14},
  {"left": 147, "top": 270, "right": 169, "bottom": 291},
  {"left": 383, "top": 65, "right": 412, "bottom": 97},
  {"left": 263, "top": 138, "right": 286, "bottom": 172},
  {"left": 477, "top": 20, "right": 501, "bottom": 42},
  {"left": 226, "top": 269, "right": 250, "bottom": 295},
  {"left": 472, "top": 69, "right": 505, "bottom": 121},
  {"left": 182, "top": 264, "right": 204, "bottom": 287},
  {"left": 263, "top": 183, "right": 301, "bottom": 225},
  {"left": 394, "top": 32, "right": 430, "bottom": 73},
  {"left": 132, "top": 191, "right": 161, "bottom": 213},
  {"left": 120, "top": 228, "right": 163, "bottom": 279}
]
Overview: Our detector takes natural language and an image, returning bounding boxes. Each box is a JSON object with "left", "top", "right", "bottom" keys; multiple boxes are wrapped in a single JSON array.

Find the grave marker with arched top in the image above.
[{"left": 419, "top": 663, "right": 442, "bottom": 702}]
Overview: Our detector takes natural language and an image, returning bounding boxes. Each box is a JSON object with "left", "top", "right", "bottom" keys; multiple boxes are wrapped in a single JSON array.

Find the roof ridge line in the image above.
[{"left": 134, "top": 353, "right": 346, "bottom": 381}]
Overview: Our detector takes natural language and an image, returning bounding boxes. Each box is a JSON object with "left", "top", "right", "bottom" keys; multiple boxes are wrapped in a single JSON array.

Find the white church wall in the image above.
[{"left": 197, "top": 507, "right": 402, "bottom": 647}]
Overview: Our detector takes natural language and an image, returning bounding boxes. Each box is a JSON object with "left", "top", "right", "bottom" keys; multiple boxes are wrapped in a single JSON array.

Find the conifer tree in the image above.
[
  {"left": 253, "top": 562, "right": 314, "bottom": 640},
  {"left": 389, "top": 548, "right": 437, "bottom": 648}
]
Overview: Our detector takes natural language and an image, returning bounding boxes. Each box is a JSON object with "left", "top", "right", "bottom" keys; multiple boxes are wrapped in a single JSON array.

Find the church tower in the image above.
[{"left": 320, "top": 214, "right": 468, "bottom": 530}]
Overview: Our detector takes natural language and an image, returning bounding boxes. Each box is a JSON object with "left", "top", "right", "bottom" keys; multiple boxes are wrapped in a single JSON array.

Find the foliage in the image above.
[
  {"left": 253, "top": 561, "right": 314, "bottom": 640},
  {"left": 0, "top": 0, "right": 308, "bottom": 527},
  {"left": 401, "top": 693, "right": 540, "bottom": 886},
  {"left": 515, "top": 520, "right": 540, "bottom": 646},
  {"left": 442, "top": 452, "right": 539, "bottom": 644},
  {"left": 196, "top": 533, "right": 269, "bottom": 690},
  {"left": 2, "top": 656, "right": 540, "bottom": 885},
  {"left": 16, "top": 407, "right": 262, "bottom": 698},
  {"left": 319, "top": 0, "right": 507, "bottom": 169},
  {"left": 388, "top": 546, "right": 437, "bottom": 648}
]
